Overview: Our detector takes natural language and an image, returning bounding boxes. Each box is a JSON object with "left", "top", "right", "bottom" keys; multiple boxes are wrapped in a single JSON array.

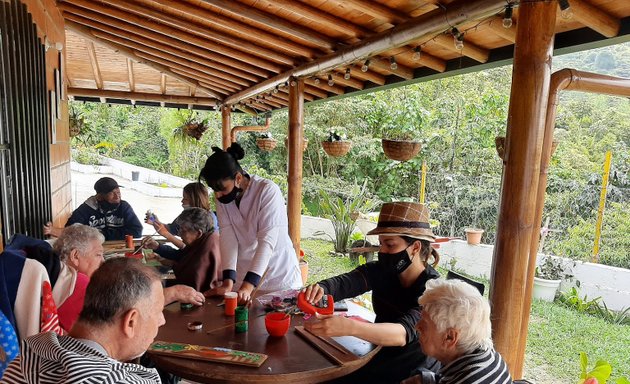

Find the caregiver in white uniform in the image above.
[{"left": 199, "top": 143, "right": 302, "bottom": 304}]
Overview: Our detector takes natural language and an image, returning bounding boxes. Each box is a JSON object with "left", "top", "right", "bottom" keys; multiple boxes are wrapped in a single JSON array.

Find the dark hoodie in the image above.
[{"left": 65, "top": 196, "right": 143, "bottom": 241}]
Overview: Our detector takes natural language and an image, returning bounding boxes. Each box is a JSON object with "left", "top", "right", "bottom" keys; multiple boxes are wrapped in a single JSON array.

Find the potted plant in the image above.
[
  {"left": 533, "top": 255, "right": 573, "bottom": 302},
  {"left": 256, "top": 132, "right": 277, "bottom": 151},
  {"left": 464, "top": 228, "right": 484, "bottom": 245},
  {"left": 321, "top": 127, "right": 351, "bottom": 157},
  {"left": 380, "top": 106, "right": 423, "bottom": 161},
  {"left": 69, "top": 105, "right": 85, "bottom": 137},
  {"left": 181, "top": 117, "right": 209, "bottom": 140}
]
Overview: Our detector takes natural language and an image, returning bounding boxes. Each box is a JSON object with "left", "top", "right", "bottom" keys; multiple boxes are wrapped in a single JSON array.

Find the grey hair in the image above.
[
  {"left": 175, "top": 207, "right": 212, "bottom": 234},
  {"left": 54, "top": 223, "right": 105, "bottom": 261},
  {"left": 418, "top": 279, "right": 494, "bottom": 353},
  {"left": 78, "top": 258, "right": 160, "bottom": 325}
]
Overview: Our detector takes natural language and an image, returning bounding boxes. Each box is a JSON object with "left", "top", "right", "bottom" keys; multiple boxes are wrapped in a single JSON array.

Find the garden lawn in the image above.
[{"left": 301, "top": 238, "right": 630, "bottom": 383}]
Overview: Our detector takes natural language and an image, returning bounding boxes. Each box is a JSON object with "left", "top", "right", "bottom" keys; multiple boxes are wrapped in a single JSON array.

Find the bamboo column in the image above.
[
  {"left": 287, "top": 77, "right": 305, "bottom": 257},
  {"left": 221, "top": 105, "right": 231, "bottom": 150},
  {"left": 490, "top": 0, "right": 556, "bottom": 378}
]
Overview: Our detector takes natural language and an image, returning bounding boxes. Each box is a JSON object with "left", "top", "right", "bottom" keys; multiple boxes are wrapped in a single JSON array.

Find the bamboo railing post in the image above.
[
  {"left": 287, "top": 77, "right": 305, "bottom": 258},
  {"left": 222, "top": 106, "right": 231, "bottom": 150},
  {"left": 489, "top": 0, "right": 556, "bottom": 378}
]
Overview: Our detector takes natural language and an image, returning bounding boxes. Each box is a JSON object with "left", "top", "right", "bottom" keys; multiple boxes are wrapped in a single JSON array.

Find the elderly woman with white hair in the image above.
[{"left": 404, "top": 279, "right": 512, "bottom": 384}]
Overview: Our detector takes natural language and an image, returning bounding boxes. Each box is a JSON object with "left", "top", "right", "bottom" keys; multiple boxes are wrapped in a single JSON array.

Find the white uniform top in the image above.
[{"left": 217, "top": 175, "right": 302, "bottom": 294}]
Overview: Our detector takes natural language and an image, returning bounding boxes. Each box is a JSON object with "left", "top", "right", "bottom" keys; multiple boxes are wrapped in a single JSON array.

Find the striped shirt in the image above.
[
  {"left": 438, "top": 347, "right": 512, "bottom": 384},
  {"left": 1, "top": 332, "right": 160, "bottom": 384}
]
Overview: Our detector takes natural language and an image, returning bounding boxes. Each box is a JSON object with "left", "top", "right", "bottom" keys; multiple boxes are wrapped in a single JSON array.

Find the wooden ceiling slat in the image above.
[
  {"left": 304, "top": 78, "right": 344, "bottom": 95},
  {"left": 62, "top": 10, "right": 269, "bottom": 79},
  {"left": 67, "top": 21, "right": 222, "bottom": 99},
  {"left": 486, "top": 15, "right": 517, "bottom": 43},
  {"left": 433, "top": 34, "right": 490, "bottom": 63},
  {"left": 258, "top": 96, "right": 285, "bottom": 109},
  {"left": 341, "top": 0, "right": 408, "bottom": 24},
  {"left": 383, "top": 45, "right": 447, "bottom": 73},
  {"left": 370, "top": 57, "right": 414, "bottom": 79},
  {"left": 348, "top": 66, "right": 386, "bottom": 85},
  {"left": 146, "top": 56, "right": 241, "bottom": 92},
  {"left": 332, "top": 70, "right": 365, "bottom": 90},
  {"left": 247, "top": 101, "right": 272, "bottom": 111},
  {"left": 569, "top": 0, "right": 621, "bottom": 38},
  {"left": 145, "top": 0, "right": 318, "bottom": 59},
  {"left": 198, "top": 0, "right": 335, "bottom": 50},
  {"left": 86, "top": 41, "right": 103, "bottom": 89},
  {"left": 264, "top": 94, "right": 289, "bottom": 107},
  {"left": 92, "top": 30, "right": 251, "bottom": 88},
  {"left": 68, "top": 87, "right": 217, "bottom": 105},
  {"left": 60, "top": 0, "right": 285, "bottom": 73},
  {"left": 304, "top": 85, "right": 327, "bottom": 99},
  {"left": 110, "top": 0, "right": 307, "bottom": 64},
  {"left": 126, "top": 59, "right": 135, "bottom": 92},
  {"left": 171, "top": 69, "right": 238, "bottom": 93}
]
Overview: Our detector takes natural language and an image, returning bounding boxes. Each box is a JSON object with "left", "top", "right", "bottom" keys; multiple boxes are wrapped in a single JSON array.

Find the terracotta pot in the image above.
[
  {"left": 464, "top": 228, "right": 484, "bottom": 245},
  {"left": 256, "top": 138, "right": 277, "bottom": 151},
  {"left": 299, "top": 259, "right": 308, "bottom": 285},
  {"left": 321, "top": 140, "right": 351, "bottom": 157},
  {"left": 381, "top": 139, "right": 421, "bottom": 161}
]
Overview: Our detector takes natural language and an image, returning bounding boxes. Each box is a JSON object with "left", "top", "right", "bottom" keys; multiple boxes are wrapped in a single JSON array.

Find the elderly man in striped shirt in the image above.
[{"left": 1, "top": 258, "right": 164, "bottom": 384}]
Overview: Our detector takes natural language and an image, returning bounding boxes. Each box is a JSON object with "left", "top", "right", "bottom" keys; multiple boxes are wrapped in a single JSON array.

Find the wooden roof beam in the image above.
[
  {"left": 383, "top": 45, "right": 447, "bottom": 73},
  {"left": 69, "top": 88, "right": 218, "bottom": 106},
  {"left": 145, "top": 0, "right": 317, "bottom": 59},
  {"left": 304, "top": 79, "right": 345, "bottom": 95},
  {"left": 332, "top": 70, "right": 365, "bottom": 90},
  {"left": 347, "top": 66, "right": 386, "bottom": 85},
  {"left": 92, "top": 30, "right": 251, "bottom": 88},
  {"left": 304, "top": 85, "right": 327, "bottom": 99},
  {"left": 160, "top": 74, "right": 166, "bottom": 95},
  {"left": 224, "top": 0, "right": 507, "bottom": 104},
  {"left": 62, "top": 10, "right": 268, "bottom": 79},
  {"left": 198, "top": 0, "right": 335, "bottom": 50},
  {"left": 126, "top": 59, "right": 135, "bottom": 92},
  {"left": 370, "top": 57, "right": 414, "bottom": 79},
  {"left": 86, "top": 42, "right": 103, "bottom": 89},
  {"left": 433, "top": 33, "right": 490, "bottom": 63},
  {"left": 66, "top": 21, "right": 222, "bottom": 99},
  {"left": 189, "top": 85, "right": 196, "bottom": 97},
  {"left": 60, "top": 0, "right": 285, "bottom": 72},
  {"left": 342, "top": 0, "right": 408, "bottom": 25},
  {"left": 566, "top": 0, "right": 621, "bottom": 38}
]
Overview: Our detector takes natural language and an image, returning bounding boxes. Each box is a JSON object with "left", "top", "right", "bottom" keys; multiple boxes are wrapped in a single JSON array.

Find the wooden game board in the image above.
[{"left": 148, "top": 341, "right": 268, "bottom": 367}]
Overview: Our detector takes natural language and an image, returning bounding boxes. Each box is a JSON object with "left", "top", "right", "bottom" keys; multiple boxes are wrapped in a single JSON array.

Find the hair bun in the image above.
[
  {"left": 210, "top": 146, "right": 223, "bottom": 154},
  {"left": 226, "top": 143, "right": 245, "bottom": 161}
]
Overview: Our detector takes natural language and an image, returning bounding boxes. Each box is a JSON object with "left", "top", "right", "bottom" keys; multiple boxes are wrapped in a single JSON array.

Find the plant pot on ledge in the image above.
[
  {"left": 256, "top": 138, "right": 277, "bottom": 151},
  {"left": 464, "top": 228, "right": 484, "bottom": 245},
  {"left": 321, "top": 140, "right": 351, "bottom": 157},
  {"left": 381, "top": 139, "right": 421, "bottom": 161},
  {"left": 532, "top": 277, "right": 561, "bottom": 302}
]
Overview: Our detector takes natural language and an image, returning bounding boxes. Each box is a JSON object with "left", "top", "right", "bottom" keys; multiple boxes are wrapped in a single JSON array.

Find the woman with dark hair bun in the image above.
[{"left": 199, "top": 143, "right": 302, "bottom": 303}]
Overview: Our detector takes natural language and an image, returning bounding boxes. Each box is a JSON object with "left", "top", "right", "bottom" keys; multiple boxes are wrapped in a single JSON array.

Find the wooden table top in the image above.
[{"left": 148, "top": 297, "right": 380, "bottom": 384}]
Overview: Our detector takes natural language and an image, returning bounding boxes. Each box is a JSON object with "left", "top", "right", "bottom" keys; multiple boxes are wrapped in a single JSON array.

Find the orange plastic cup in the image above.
[
  {"left": 224, "top": 292, "right": 237, "bottom": 316},
  {"left": 265, "top": 312, "right": 290, "bottom": 337}
]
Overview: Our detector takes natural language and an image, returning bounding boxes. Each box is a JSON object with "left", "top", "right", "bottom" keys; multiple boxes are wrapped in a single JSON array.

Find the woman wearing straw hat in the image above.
[{"left": 303, "top": 201, "right": 441, "bottom": 383}]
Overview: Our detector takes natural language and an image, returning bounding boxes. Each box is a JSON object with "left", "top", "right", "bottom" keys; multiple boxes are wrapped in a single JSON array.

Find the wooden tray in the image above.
[
  {"left": 294, "top": 326, "right": 358, "bottom": 366},
  {"left": 148, "top": 341, "right": 268, "bottom": 367}
]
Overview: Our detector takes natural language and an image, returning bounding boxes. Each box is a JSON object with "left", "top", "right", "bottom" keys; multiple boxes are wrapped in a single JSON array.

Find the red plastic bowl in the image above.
[
  {"left": 265, "top": 312, "right": 290, "bottom": 337},
  {"left": 125, "top": 252, "right": 143, "bottom": 259}
]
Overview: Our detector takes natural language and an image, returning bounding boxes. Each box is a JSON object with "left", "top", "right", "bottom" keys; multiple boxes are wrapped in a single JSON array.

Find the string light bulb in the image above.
[
  {"left": 344, "top": 68, "right": 351, "bottom": 80},
  {"left": 558, "top": 0, "right": 573, "bottom": 19},
  {"left": 412, "top": 47, "right": 422, "bottom": 61},
  {"left": 361, "top": 59, "right": 370, "bottom": 72},
  {"left": 503, "top": 4, "right": 514, "bottom": 28},
  {"left": 314, "top": 77, "right": 320, "bottom": 85},
  {"left": 327, "top": 74, "right": 334, "bottom": 86},
  {"left": 273, "top": 86, "right": 279, "bottom": 94},
  {"left": 389, "top": 56, "right": 398, "bottom": 70},
  {"left": 452, "top": 28, "right": 464, "bottom": 50}
]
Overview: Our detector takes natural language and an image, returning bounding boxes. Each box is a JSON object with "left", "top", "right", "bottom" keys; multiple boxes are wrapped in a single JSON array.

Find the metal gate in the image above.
[{"left": 0, "top": 0, "right": 52, "bottom": 241}]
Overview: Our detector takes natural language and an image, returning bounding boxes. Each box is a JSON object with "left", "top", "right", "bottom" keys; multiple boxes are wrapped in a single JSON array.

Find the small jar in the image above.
[{"left": 235, "top": 306, "right": 248, "bottom": 333}]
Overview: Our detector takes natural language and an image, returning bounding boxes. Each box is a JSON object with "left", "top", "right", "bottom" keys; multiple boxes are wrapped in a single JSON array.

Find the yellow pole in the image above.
[
  {"left": 420, "top": 160, "right": 427, "bottom": 204},
  {"left": 592, "top": 151, "right": 612, "bottom": 263}
]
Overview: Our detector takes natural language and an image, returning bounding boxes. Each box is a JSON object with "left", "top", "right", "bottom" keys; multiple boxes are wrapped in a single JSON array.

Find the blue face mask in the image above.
[
  {"left": 217, "top": 185, "right": 242, "bottom": 205},
  {"left": 378, "top": 248, "right": 413, "bottom": 274}
]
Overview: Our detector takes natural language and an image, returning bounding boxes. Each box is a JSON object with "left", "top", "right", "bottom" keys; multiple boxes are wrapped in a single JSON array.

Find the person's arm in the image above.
[
  {"left": 305, "top": 314, "right": 408, "bottom": 347},
  {"left": 154, "top": 244, "right": 182, "bottom": 261},
  {"left": 43, "top": 222, "right": 63, "bottom": 238},
  {"left": 163, "top": 285, "right": 205, "bottom": 306},
  {"left": 155, "top": 221, "right": 185, "bottom": 249}
]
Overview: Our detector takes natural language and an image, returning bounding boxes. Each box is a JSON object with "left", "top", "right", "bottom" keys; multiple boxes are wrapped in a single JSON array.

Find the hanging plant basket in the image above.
[
  {"left": 183, "top": 121, "right": 208, "bottom": 140},
  {"left": 69, "top": 117, "right": 82, "bottom": 137},
  {"left": 381, "top": 139, "right": 421, "bottom": 161},
  {"left": 321, "top": 140, "right": 352, "bottom": 157},
  {"left": 256, "top": 138, "right": 277, "bottom": 151},
  {"left": 284, "top": 137, "right": 308, "bottom": 151}
]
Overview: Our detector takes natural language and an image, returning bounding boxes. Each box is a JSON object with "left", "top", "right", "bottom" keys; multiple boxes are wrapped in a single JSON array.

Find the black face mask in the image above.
[
  {"left": 217, "top": 185, "right": 242, "bottom": 205},
  {"left": 378, "top": 248, "right": 413, "bottom": 274},
  {"left": 99, "top": 200, "right": 120, "bottom": 212}
]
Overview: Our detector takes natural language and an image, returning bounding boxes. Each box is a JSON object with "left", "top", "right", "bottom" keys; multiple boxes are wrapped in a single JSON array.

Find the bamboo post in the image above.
[
  {"left": 420, "top": 160, "right": 427, "bottom": 204},
  {"left": 287, "top": 77, "right": 305, "bottom": 258},
  {"left": 221, "top": 105, "right": 231, "bottom": 150},
  {"left": 489, "top": 0, "right": 556, "bottom": 378},
  {"left": 592, "top": 151, "right": 612, "bottom": 262}
]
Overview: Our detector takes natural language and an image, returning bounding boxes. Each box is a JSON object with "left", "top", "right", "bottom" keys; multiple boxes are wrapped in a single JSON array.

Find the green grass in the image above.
[{"left": 302, "top": 238, "right": 630, "bottom": 383}]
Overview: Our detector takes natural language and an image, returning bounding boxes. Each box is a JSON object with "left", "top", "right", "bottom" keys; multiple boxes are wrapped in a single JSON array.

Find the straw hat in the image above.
[{"left": 367, "top": 202, "right": 435, "bottom": 242}]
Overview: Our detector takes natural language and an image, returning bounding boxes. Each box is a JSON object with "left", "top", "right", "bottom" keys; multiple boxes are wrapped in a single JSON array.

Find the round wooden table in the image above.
[{"left": 148, "top": 297, "right": 381, "bottom": 383}]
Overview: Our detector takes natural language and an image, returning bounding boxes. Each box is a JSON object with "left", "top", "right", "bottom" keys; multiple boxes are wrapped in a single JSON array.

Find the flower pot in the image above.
[
  {"left": 256, "top": 138, "right": 277, "bottom": 151},
  {"left": 321, "top": 140, "right": 351, "bottom": 157},
  {"left": 284, "top": 137, "right": 308, "bottom": 151},
  {"left": 381, "top": 139, "right": 421, "bottom": 161},
  {"left": 533, "top": 276, "right": 561, "bottom": 302},
  {"left": 464, "top": 228, "right": 484, "bottom": 245}
]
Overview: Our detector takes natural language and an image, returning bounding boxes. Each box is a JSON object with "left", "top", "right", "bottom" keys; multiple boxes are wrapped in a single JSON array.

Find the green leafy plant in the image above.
[
  {"left": 578, "top": 352, "right": 630, "bottom": 384},
  {"left": 559, "top": 287, "right": 602, "bottom": 314},
  {"left": 325, "top": 127, "right": 348, "bottom": 142},
  {"left": 314, "top": 180, "right": 376, "bottom": 253},
  {"left": 535, "top": 255, "right": 575, "bottom": 281},
  {"left": 259, "top": 132, "right": 273, "bottom": 139}
]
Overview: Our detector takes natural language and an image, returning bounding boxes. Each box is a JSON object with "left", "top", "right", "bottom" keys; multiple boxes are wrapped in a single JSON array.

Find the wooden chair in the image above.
[{"left": 446, "top": 270, "right": 485, "bottom": 295}]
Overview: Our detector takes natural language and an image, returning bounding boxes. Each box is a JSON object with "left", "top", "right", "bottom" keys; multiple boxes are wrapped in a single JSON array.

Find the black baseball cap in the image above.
[{"left": 94, "top": 177, "right": 122, "bottom": 194}]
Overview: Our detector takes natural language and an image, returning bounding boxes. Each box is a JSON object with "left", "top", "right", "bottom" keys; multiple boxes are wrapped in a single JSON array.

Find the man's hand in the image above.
[
  {"left": 43, "top": 222, "right": 62, "bottom": 237},
  {"left": 304, "top": 313, "right": 354, "bottom": 338},
  {"left": 164, "top": 285, "right": 205, "bottom": 306},
  {"left": 143, "top": 236, "right": 159, "bottom": 250},
  {"left": 302, "top": 284, "right": 324, "bottom": 304},
  {"left": 204, "top": 279, "right": 233, "bottom": 297}
]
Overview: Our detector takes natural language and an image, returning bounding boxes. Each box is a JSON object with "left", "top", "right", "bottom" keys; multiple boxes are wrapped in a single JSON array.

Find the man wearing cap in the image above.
[
  {"left": 45, "top": 177, "right": 142, "bottom": 241},
  {"left": 302, "top": 202, "right": 441, "bottom": 384}
]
